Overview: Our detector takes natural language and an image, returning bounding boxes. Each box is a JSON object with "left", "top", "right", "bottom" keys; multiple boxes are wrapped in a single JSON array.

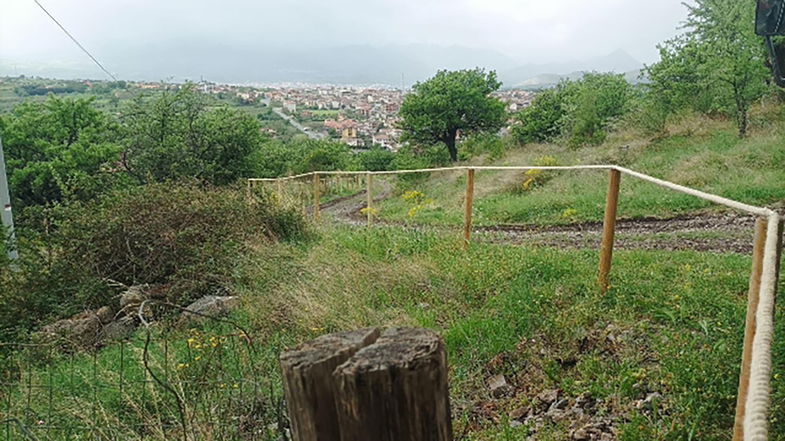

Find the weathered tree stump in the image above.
[
  {"left": 280, "top": 327, "right": 381, "bottom": 441},
  {"left": 280, "top": 327, "right": 453, "bottom": 441},
  {"left": 335, "top": 327, "right": 453, "bottom": 441}
]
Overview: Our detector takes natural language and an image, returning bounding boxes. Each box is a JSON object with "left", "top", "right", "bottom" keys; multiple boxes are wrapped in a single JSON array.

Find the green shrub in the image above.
[
  {"left": 122, "top": 85, "right": 263, "bottom": 185},
  {"left": 460, "top": 133, "right": 507, "bottom": 161},
  {"left": 563, "top": 73, "right": 632, "bottom": 148},
  {"left": 297, "top": 140, "right": 355, "bottom": 173},
  {"left": 0, "top": 96, "right": 127, "bottom": 210},
  {"left": 57, "top": 182, "right": 307, "bottom": 306},
  {"left": 391, "top": 146, "right": 432, "bottom": 187},
  {"left": 358, "top": 147, "right": 396, "bottom": 171},
  {"left": 512, "top": 73, "right": 632, "bottom": 148},
  {"left": 512, "top": 87, "right": 566, "bottom": 144},
  {"left": 0, "top": 183, "right": 308, "bottom": 340},
  {"left": 509, "top": 155, "right": 560, "bottom": 194}
]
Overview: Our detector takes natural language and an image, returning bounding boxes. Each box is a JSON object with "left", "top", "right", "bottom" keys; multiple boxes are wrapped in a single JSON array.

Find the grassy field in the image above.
[
  {"left": 5, "top": 224, "right": 784, "bottom": 440},
  {"left": 375, "top": 116, "right": 785, "bottom": 227},
  {"left": 3, "top": 82, "right": 785, "bottom": 440}
]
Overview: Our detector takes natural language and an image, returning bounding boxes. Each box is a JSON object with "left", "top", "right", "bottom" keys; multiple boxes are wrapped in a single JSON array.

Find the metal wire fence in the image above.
[{"left": 0, "top": 329, "right": 285, "bottom": 441}]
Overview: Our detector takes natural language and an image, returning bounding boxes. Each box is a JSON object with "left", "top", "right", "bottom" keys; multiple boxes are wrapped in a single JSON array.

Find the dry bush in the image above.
[{"left": 56, "top": 182, "right": 308, "bottom": 307}]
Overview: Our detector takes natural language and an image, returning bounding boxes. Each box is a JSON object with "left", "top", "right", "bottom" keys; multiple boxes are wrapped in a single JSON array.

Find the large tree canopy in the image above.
[
  {"left": 121, "top": 84, "right": 263, "bottom": 185},
  {"left": 646, "top": 0, "right": 768, "bottom": 137},
  {"left": 0, "top": 96, "right": 123, "bottom": 209},
  {"left": 399, "top": 69, "right": 507, "bottom": 161}
]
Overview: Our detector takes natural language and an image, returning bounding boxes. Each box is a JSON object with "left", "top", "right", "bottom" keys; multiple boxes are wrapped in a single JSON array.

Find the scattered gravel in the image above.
[{"left": 322, "top": 187, "right": 767, "bottom": 254}]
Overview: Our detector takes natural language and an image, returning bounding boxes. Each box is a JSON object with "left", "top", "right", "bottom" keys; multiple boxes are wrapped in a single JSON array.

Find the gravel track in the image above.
[{"left": 320, "top": 185, "right": 765, "bottom": 254}]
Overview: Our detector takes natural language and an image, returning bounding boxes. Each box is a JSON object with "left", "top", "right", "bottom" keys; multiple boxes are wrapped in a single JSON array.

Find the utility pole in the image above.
[{"left": 0, "top": 135, "right": 18, "bottom": 261}]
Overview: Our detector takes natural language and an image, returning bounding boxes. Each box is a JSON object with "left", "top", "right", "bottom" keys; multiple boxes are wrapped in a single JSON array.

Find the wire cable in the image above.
[{"left": 31, "top": 0, "right": 117, "bottom": 80}]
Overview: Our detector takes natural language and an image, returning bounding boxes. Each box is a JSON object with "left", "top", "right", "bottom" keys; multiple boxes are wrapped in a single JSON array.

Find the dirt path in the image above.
[
  {"left": 321, "top": 185, "right": 760, "bottom": 254},
  {"left": 320, "top": 178, "right": 394, "bottom": 226}
]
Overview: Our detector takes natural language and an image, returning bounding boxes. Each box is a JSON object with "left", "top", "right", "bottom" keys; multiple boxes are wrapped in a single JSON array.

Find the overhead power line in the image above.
[{"left": 31, "top": 0, "right": 117, "bottom": 80}]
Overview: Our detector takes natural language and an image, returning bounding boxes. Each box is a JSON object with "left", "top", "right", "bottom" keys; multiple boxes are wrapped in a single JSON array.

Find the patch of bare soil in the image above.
[
  {"left": 322, "top": 189, "right": 763, "bottom": 254},
  {"left": 477, "top": 212, "right": 756, "bottom": 254}
]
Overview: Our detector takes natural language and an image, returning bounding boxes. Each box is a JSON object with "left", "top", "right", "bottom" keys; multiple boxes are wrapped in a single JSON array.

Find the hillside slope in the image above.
[
  {"left": 4, "top": 115, "right": 785, "bottom": 441},
  {"left": 374, "top": 115, "right": 785, "bottom": 228}
]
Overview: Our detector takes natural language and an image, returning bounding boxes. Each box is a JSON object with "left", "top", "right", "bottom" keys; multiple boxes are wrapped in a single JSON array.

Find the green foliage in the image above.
[
  {"left": 250, "top": 138, "right": 293, "bottom": 177},
  {"left": 399, "top": 68, "right": 508, "bottom": 161},
  {"left": 357, "top": 147, "right": 396, "bottom": 171},
  {"left": 513, "top": 73, "right": 631, "bottom": 147},
  {"left": 562, "top": 73, "right": 632, "bottom": 147},
  {"left": 298, "top": 139, "right": 355, "bottom": 172},
  {"left": 646, "top": 0, "right": 769, "bottom": 137},
  {"left": 57, "top": 183, "right": 307, "bottom": 305},
  {"left": 511, "top": 87, "right": 567, "bottom": 144},
  {"left": 0, "top": 96, "right": 125, "bottom": 210},
  {"left": 645, "top": 36, "right": 713, "bottom": 119},
  {"left": 0, "top": 225, "right": 9, "bottom": 268},
  {"left": 0, "top": 183, "right": 308, "bottom": 340},
  {"left": 121, "top": 84, "right": 263, "bottom": 184},
  {"left": 251, "top": 138, "right": 356, "bottom": 177},
  {"left": 460, "top": 133, "right": 507, "bottom": 161}
]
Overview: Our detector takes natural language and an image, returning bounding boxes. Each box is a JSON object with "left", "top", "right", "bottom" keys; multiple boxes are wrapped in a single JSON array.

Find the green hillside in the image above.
[{"left": 374, "top": 112, "right": 785, "bottom": 228}]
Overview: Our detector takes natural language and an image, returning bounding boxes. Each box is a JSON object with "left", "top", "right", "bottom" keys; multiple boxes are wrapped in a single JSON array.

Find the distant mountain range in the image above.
[
  {"left": 1, "top": 43, "right": 646, "bottom": 88},
  {"left": 499, "top": 49, "right": 646, "bottom": 88}
]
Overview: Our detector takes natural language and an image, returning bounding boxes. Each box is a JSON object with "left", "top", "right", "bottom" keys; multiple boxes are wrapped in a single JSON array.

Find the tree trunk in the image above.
[
  {"left": 734, "top": 84, "right": 748, "bottom": 139},
  {"left": 738, "top": 105, "right": 749, "bottom": 138},
  {"left": 444, "top": 129, "right": 458, "bottom": 162}
]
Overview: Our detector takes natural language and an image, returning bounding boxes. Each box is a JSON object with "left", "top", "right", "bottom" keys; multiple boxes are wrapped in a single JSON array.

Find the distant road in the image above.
[{"left": 271, "top": 107, "right": 325, "bottom": 140}]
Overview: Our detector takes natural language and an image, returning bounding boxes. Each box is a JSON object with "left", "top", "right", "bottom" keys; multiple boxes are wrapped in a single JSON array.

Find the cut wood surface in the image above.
[{"left": 280, "top": 327, "right": 453, "bottom": 441}]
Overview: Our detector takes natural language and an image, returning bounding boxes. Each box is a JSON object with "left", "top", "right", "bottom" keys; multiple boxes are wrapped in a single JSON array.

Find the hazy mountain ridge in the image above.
[{"left": 1, "top": 44, "right": 643, "bottom": 87}]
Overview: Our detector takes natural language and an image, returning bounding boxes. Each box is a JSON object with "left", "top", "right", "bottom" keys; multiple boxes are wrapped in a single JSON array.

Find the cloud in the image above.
[{"left": 1, "top": 0, "right": 692, "bottom": 76}]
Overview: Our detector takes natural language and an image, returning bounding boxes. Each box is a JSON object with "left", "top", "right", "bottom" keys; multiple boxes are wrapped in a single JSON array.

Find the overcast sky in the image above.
[{"left": 1, "top": 0, "right": 693, "bottom": 75}]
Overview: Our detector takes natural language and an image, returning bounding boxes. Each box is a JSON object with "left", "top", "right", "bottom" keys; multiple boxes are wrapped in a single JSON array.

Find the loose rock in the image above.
[
  {"left": 99, "top": 316, "right": 138, "bottom": 342},
  {"left": 488, "top": 373, "right": 513, "bottom": 398},
  {"left": 119, "top": 285, "right": 147, "bottom": 311},
  {"left": 181, "top": 295, "right": 241, "bottom": 322},
  {"left": 35, "top": 310, "right": 103, "bottom": 347}
]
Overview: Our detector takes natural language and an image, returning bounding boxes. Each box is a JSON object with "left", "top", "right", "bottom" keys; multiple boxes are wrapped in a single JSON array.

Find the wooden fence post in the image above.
[
  {"left": 280, "top": 327, "right": 453, "bottom": 441},
  {"left": 463, "top": 168, "right": 475, "bottom": 249},
  {"left": 313, "top": 173, "right": 321, "bottom": 220},
  {"left": 301, "top": 180, "right": 307, "bottom": 214},
  {"left": 598, "top": 168, "right": 621, "bottom": 293},
  {"left": 733, "top": 217, "right": 768, "bottom": 441},
  {"left": 366, "top": 172, "right": 373, "bottom": 227}
]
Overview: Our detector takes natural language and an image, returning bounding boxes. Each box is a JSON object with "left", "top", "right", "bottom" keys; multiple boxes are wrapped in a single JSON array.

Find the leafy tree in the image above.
[
  {"left": 399, "top": 69, "right": 507, "bottom": 161},
  {"left": 0, "top": 96, "right": 124, "bottom": 209},
  {"left": 647, "top": 0, "right": 768, "bottom": 137},
  {"left": 296, "top": 140, "right": 355, "bottom": 173},
  {"left": 562, "top": 73, "right": 631, "bottom": 146},
  {"left": 460, "top": 133, "right": 507, "bottom": 161},
  {"left": 512, "top": 73, "right": 630, "bottom": 147},
  {"left": 121, "top": 84, "right": 262, "bottom": 184},
  {"left": 251, "top": 138, "right": 294, "bottom": 178},
  {"left": 251, "top": 138, "right": 357, "bottom": 177},
  {"left": 512, "top": 87, "right": 567, "bottom": 144}
]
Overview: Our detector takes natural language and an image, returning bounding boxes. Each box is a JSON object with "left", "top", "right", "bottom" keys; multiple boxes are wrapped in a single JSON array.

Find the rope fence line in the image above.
[
  {"left": 249, "top": 165, "right": 776, "bottom": 217},
  {"left": 249, "top": 164, "right": 783, "bottom": 441}
]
